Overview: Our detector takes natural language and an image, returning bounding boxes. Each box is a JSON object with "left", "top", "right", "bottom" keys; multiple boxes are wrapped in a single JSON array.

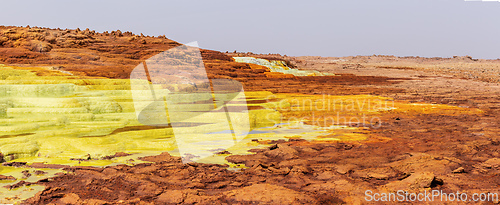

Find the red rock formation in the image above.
[{"left": 0, "top": 26, "right": 401, "bottom": 95}]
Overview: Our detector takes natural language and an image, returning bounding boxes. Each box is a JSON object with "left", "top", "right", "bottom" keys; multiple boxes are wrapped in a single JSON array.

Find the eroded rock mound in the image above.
[{"left": 224, "top": 183, "right": 317, "bottom": 204}]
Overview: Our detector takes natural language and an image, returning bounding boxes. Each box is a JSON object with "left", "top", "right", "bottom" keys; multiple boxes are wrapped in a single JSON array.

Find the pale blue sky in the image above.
[{"left": 1, "top": 0, "right": 499, "bottom": 59}]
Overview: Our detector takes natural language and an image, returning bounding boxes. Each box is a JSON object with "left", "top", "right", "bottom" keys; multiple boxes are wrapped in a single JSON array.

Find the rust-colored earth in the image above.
[{"left": 2, "top": 26, "right": 500, "bottom": 204}]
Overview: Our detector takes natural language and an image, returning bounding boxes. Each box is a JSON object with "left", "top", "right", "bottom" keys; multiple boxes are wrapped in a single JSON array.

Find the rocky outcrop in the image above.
[
  {"left": 24, "top": 151, "right": 333, "bottom": 204},
  {"left": 0, "top": 26, "right": 403, "bottom": 96},
  {"left": 0, "top": 174, "right": 15, "bottom": 180},
  {"left": 233, "top": 56, "right": 334, "bottom": 77},
  {"left": 383, "top": 172, "right": 443, "bottom": 192}
]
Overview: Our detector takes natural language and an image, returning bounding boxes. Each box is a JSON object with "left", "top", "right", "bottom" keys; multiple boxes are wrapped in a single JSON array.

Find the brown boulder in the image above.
[
  {"left": 224, "top": 184, "right": 317, "bottom": 204},
  {"left": 58, "top": 193, "right": 81, "bottom": 205},
  {"left": 316, "top": 171, "right": 336, "bottom": 180},
  {"left": 383, "top": 172, "right": 442, "bottom": 191},
  {"left": 481, "top": 158, "right": 500, "bottom": 169},
  {"left": 263, "top": 144, "right": 298, "bottom": 160},
  {"left": 0, "top": 37, "right": 8, "bottom": 46},
  {"left": 351, "top": 167, "right": 399, "bottom": 180},
  {"left": 335, "top": 164, "right": 357, "bottom": 175},
  {"left": 388, "top": 153, "right": 458, "bottom": 175},
  {"left": 452, "top": 167, "right": 465, "bottom": 173},
  {"left": 407, "top": 172, "right": 437, "bottom": 189},
  {"left": 134, "top": 182, "right": 162, "bottom": 197},
  {"left": 30, "top": 40, "right": 52, "bottom": 52},
  {"left": 156, "top": 190, "right": 185, "bottom": 204},
  {"left": 83, "top": 199, "right": 107, "bottom": 205},
  {"left": 226, "top": 153, "right": 269, "bottom": 167},
  {"left": 139, "top": 152, "right": 179, "bottom": 163}
]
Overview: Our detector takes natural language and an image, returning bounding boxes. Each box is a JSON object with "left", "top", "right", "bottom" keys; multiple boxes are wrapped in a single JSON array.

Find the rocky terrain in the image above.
[
  {"left": 1, "top": 26, "right": 500, "bottom": 204},
  {"left": 0, "top": 26, "right": 403, "bottom": 96}
]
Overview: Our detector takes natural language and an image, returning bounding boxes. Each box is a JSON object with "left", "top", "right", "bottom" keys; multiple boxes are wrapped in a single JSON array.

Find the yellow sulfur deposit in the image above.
[
  {"left": 0, "top": 64, "right": 483, "bottom": 165},
  {"left": 0, "top": 65, "right": 283, "bottom": 164},
  {"left": 0, "top": 64, "right": 488, "bottom": 203},
  {"left": 233, "top": 57, "right": 335, "bottom": 76}
]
